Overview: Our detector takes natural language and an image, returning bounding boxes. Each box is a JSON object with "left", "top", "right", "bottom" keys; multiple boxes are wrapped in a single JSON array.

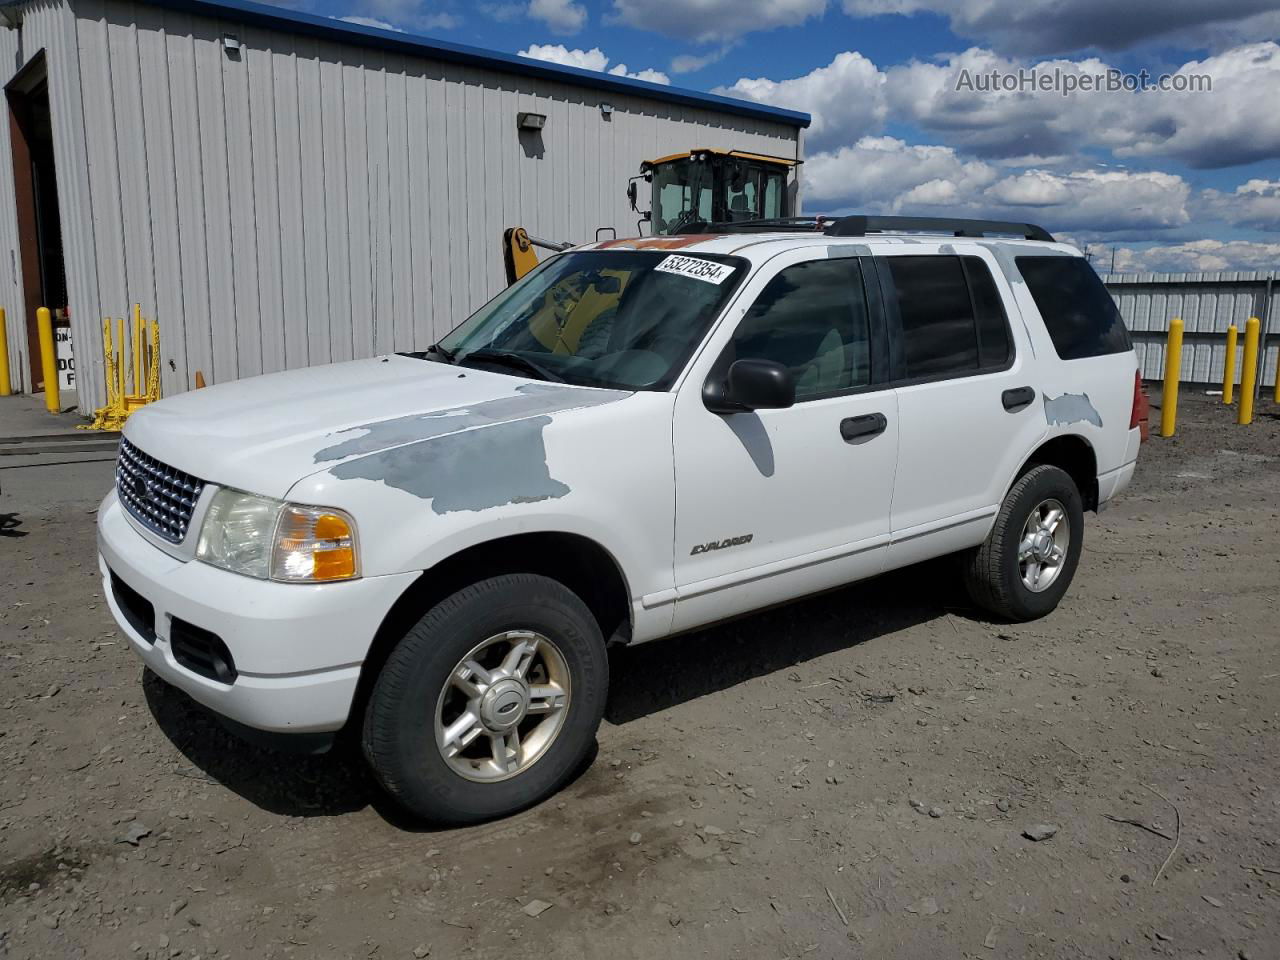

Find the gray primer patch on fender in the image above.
[
  {"left": 313, "top": 383, "right": 625, "bottom": 463},
  {"left": 329, "top": 416, "right": 569, "bottom": 513},
  {"left": 1044, "top": 392, "right": 1103, "bottom": 428}
]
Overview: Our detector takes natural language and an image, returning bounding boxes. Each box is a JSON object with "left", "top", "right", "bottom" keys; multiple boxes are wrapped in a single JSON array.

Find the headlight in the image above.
[{"left": 195, "top": 489, "right": 359, "bottom": 582}]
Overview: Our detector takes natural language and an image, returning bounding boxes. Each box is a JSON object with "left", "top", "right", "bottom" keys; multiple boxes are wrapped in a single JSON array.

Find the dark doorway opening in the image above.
[{"left": 7, "top": 51, "right": 70, "bottom": 394}]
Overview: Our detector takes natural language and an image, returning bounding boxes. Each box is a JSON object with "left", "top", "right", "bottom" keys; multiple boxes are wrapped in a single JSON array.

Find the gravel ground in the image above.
[{"left": 1, "top": 389, "right": 1278, "bottom": 960}]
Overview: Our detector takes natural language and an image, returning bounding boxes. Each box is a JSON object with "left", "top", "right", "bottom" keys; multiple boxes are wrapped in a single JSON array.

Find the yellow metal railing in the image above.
[{"left": 83, "top": 304, "right": 162, "bottom": 431}]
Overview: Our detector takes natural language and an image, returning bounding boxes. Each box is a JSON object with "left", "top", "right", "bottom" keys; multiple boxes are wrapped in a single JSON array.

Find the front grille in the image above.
[
  {"left": 170, "top": 618, "right": 238, "bottom": 684},
  {"left": 116, "top": 438, "right": 205, "bottom": 544}
]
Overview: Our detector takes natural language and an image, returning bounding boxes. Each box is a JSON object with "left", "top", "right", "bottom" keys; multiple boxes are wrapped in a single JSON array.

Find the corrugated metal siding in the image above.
[
  {"left": 2, "top": 0, "right": 800, "bottom": 411},
  {"left": 1102, "top": 272, "right": 1279, "bottom": 389},
  {"left": 0, "top": 27, "right": 28, "bottom": 393}
]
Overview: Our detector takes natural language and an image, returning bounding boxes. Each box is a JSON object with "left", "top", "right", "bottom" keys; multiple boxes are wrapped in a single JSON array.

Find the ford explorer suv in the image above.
[{"left": 98, "top": 215, "right": 1142, "bottom": 824}]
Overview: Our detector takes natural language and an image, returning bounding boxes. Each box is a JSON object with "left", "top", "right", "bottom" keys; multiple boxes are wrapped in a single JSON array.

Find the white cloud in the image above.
[
  {"left": 804, "top": 136, "right": 999, "bottom": 210},
  {"left": 802, "top": 137, "right": 1192, "bottom": 234},
  {"left": 520, "top": 43, "right": 608, "bottom": 71},
  {"left": 1112, "top": 43, "right": 1280, "bottom": 169},
  {"left": 1110, "top": 239, "right": 1280, "bottom": 273},
  {"left": 723, "top": 41, "right": 1280, "bottom": 169},
  {"left": 339, "top": 0, "right": 459, "bottom": 31},
  {"left": 716, "top": 52, "right": 886, "bottom": 151},
  {"left": 529, "top": 0, "right": 587, "bottom": 34},
  {"left": 338, "top": 15, "right": 405, "bottom": 31},
  {"left": 671, "top": 46, "right": 733, "bottom": 75},
  {"left": 609, "top": 0, "right": 826, "bottom": 44},
  {"left": 517, "top": 44, "right": 670, "bottom": 84},
  {"left": 1199, "top": 179, "right": 1280, "bottom": 231},
  {"left": 841, "top": 0, "right": 1279, "bottom": 55}
]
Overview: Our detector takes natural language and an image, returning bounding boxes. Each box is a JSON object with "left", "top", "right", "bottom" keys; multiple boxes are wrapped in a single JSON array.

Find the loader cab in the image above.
[{"left": 629, "top": 150, "right": 799, "bottom": 236}]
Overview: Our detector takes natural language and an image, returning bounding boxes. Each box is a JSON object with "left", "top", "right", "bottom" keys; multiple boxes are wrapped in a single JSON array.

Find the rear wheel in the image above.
[
  {"left": 362, "top": 574, "right": 608, "bottom": 824},
  {"left": 963, "top": 464, "right": 1084, "bottom": 621}
]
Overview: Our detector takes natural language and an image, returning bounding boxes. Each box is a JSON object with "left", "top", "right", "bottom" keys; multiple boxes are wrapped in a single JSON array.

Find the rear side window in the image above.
[
  {"left": 883, "top": 255, "right": 1012, "bottom": 379},
  {"left": 1016, "top": 256, "right": 1132, "bottom": 360}
]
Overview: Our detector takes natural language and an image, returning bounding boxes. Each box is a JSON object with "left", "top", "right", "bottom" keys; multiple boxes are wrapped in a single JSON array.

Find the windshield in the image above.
[{"left": 437, "top": 250, "right": 746, "bottom": 391}]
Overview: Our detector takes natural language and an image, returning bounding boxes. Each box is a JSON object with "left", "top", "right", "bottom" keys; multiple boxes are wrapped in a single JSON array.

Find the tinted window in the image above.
[
  {"left": 1016, "top": 256, "right": 1132, "bottom": 360},
  {"left": 886, "top": 256, "right": 979, "bottom": 377},
  {"left": 964, "top": 257, "right": 1011, "bottom": 368},
  {"left": 729, "top": 258, "right": 871, "bottom": 401}
]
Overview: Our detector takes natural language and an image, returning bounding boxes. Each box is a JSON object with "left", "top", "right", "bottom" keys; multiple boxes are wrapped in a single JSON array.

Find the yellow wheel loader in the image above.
[{"left": 502, "top": 147, "right": 801, "bottom": 284}]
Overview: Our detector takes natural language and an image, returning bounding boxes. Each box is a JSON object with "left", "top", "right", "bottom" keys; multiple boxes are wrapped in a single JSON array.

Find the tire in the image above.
[
  {"left": 361, "top": 574, "right": 608, "bottom": 824},
  {"left": 962, "top": 464, "right": 1085, "bottom": 621}
]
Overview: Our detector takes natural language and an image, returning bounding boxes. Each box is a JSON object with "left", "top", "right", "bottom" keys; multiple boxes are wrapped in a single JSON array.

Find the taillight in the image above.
[{"left": 1129, "top": 370, "right": 1142, "bottom": 429}]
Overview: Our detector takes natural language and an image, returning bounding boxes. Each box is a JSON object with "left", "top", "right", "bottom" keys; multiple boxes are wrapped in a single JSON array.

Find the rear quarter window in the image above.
[{"left": 1015, "top": 256, "right": 1132, "bottom": 361}]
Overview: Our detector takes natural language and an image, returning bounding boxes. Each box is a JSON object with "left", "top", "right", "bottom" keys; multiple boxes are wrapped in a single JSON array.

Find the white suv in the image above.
[{"left": 98, "top": 216, "right": 1142, "bottom": 823}]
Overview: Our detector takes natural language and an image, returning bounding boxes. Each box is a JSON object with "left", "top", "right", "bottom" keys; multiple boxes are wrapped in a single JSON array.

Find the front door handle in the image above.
[
  {"left": 840, "top": 412, "right": 888, "bottom": 443},
  {"left": 1002, "top": 386, "right": 1036, "bottom": 411}
]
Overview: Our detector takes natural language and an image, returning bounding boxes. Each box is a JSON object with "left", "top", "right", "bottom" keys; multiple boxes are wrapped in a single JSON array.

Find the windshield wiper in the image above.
[
  {"left": 426, "top": 342, "right": 456, "bottom": 363},
  {"left": 462, "top": 350, "right": 565, "bottom": 383}
]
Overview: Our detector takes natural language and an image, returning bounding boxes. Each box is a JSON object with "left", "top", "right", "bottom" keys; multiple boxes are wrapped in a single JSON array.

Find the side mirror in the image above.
[
  {"left": 703, "top": 359, "right": 795, "bottom": 413},
  {"left": 627, "top": 181, "right": 639, "bottom": 211}
]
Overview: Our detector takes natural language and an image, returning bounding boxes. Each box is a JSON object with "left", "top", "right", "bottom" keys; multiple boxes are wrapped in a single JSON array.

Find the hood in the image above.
[{"left": 123, "top": 356, "right": 630, "bottom": 499}]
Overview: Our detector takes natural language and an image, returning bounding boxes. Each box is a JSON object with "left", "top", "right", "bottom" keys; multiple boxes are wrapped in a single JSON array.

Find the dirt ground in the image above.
[{"left": 1, "top": 390, "right": 1278, "bottom": 960}]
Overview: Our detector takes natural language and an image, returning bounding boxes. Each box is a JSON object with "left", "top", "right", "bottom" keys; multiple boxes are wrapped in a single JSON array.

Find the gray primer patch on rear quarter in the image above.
[
  {"left": 1044, "top": 392, "right": 1103, "bottom": 428},
  {"left": 329, "top": 416, "right": 569, "bottom": 513},
  {"left": 313, "top": 383, "right": 624, "bottom": 463}
]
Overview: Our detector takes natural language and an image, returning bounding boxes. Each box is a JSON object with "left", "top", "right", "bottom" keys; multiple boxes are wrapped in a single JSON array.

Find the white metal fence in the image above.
[{"left": 1102, "top": 272, "right": 1279, "bottom": 388}]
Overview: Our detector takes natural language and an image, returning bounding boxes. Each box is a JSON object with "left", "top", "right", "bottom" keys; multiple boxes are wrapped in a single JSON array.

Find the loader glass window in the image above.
[
  {"left": 439, "top": 251, "right": 746, "bottom": 391},
  {"left": 651, "top": 159, "right": 711, "bottom": 234}
]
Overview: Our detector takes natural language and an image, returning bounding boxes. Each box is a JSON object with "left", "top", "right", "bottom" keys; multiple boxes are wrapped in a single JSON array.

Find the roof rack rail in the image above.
[
  {"left": 826, "top": 216, "right": 1054, "bottom": 242},
  {"left": 674, "top": 217, "right": 829, "bottom": 234},
  {"left": 675, "top": 214, "right": 1054, "bottom": 242}
]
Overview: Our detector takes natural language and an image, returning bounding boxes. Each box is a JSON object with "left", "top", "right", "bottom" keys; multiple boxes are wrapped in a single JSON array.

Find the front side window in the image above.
[
  {"left": 884, "top": 255, "right": 1014, "bottom": 379},
  {"left": 1016, "top": 256, "right": 1132, "bottom": 360},
  {"left": 437, "top": 251, "right": 746, "bottom": 391},
  {"left": 725, "top": 257, "right": 872, "bottom": 401}
]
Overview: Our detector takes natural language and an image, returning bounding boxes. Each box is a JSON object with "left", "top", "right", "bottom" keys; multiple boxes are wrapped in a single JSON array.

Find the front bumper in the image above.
[{"left": 97, "top": 491, "right": 417, "bottom": 734}]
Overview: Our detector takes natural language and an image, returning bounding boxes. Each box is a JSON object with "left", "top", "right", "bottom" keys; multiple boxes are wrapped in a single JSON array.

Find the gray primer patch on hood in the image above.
[
  {"left": 827, "top": 244, "right": 871, "bottom": 258},
  {"left": 313, "top": 382, "right": 625, "bottom": 463},
  {"left": 1044, "top": 392, "right": 1103, "bottom": 428},
  {"left": 329, "top": 416, "right": 569, "bottom": 513}
]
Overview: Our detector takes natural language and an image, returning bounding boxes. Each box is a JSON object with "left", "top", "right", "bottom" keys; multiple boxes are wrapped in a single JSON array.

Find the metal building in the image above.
[
  {"left": 0, "top": 0, "right": 808, "bottom": 412},
  {"left": 1102, "top": 271, "right": 1279, "bottom": 388}
]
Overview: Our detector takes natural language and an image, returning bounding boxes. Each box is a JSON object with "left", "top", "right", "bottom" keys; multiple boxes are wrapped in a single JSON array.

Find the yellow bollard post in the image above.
[
  {"left": 0, "top": 307, "right": 11, "bottom": 396},
  {"left": 117, "top": 315, "right": 126, "bottom": 402},
  {"left": 132, "top": 304, "right": 143, "bottom": 396},
  {"left": 1238, "top": 316, "right": 1260, "bottom": 425},
  {"left": 1160, "top": 316, "right": 1183, "bottom": 438},
  {"left": 36, "top": 306, "right": 59, "bottom": 413},
  {"left": 1222, "top": 323, "right": 1237, "bottom": 405}
]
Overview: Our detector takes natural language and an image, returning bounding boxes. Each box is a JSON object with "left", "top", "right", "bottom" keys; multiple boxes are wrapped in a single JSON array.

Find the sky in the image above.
[{"left": 291, "top": 0, "right": 1279, "bottom": 273}]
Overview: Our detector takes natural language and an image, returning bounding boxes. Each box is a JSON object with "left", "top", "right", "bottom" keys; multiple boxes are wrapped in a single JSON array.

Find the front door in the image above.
[{"left": 671, "top": 251, "right": 898, "bottom": 633}]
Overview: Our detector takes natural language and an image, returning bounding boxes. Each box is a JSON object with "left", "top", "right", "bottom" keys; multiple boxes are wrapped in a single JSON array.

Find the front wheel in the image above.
[
  {"left": 361, "top": 574, "right": 608, "bottom": 824},
  {"left": 962, "top": 464, "right": 1085, "bottom": 621}
]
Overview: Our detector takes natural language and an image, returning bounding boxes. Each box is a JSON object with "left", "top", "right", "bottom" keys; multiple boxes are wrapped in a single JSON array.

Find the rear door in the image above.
[
  {"left": 670, "top": 250, "right": 898, "bottom": 632},
  {"left": 878, "top": 247, "right": 1048, "bottom": 565}
]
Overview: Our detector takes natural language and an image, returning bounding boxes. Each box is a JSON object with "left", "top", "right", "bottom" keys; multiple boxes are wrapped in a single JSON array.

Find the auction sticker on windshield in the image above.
[{"left": 654, "top": 255, "right": 735, "bottom": 285}]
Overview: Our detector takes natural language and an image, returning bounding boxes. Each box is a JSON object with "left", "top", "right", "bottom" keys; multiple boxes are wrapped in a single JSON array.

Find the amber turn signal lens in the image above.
[{"left": 271, "top": 506, "right": 359, "bottom": 582}]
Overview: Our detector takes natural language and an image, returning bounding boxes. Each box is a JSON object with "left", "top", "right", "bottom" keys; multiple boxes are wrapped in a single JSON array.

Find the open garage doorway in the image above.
[{"left": 6, "top": 51, "right": 71, "bottom": 397}]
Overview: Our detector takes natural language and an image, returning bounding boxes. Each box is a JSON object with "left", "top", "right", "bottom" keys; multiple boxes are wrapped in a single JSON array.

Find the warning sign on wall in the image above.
[{"left": 55, "top": 324, "right": 75, "bottom": 392}]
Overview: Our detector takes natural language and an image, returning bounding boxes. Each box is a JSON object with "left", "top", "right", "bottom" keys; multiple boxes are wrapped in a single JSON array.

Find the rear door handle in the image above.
[
  {"left": 1002, "top": 386, "right": 1036, "bottom": 411},
  {"left": 840, "top": 412, "right": 888, "bottom": 443}
]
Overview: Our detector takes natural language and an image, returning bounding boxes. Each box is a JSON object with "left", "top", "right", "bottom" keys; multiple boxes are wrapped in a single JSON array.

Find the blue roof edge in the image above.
[{"left": 138, "top": 0, "right": 812, "bottom": 130}]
